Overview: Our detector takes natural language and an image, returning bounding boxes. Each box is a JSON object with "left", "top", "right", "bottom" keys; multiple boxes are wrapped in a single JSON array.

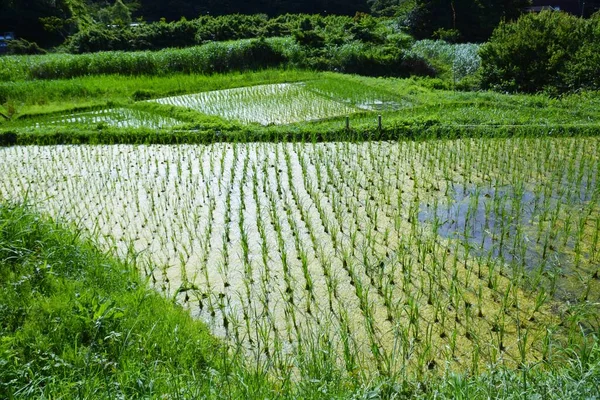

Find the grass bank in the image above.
[{"left": 0, "top": 203, "right": 281, "bottom": 399}]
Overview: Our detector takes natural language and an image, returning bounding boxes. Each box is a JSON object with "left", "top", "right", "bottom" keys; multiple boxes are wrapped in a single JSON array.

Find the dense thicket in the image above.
[
  {"left": 64, "top": 14, "right": 399, "bottom": 53},
  {"left": 137, "top": 0, "right": 369, "bottom": 21},
  {"left": 0, "top": 0, "right": 367, "bottom": 48},
  {"left": 401, "top": 0, "right": 530, "bottom": 42},
  {"left": 0, "top": 0, "right": 89, "bottom": 48},
  {"left": 480, "top": 11, "right": 600, "bottom": 93},
  {"left": 6, "top": 0, "right": 600, "bottom": 49}
]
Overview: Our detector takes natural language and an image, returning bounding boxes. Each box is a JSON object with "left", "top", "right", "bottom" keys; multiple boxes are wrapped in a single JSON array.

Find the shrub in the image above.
[
  {"left": 64, "top": 14, "right": 406, "bottom": 54},
  {"left": 480, "top": 11, "right": 600, "bottom": 93},
  {"left": 7, "top": 39, "right": 46, "bottom": 55},
  {"left": 561, "top": 12, "right": 600, "bottom": 92}
]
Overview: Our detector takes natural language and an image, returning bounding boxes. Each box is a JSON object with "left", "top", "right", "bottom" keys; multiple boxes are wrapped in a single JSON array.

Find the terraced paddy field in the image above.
[
  {"left": 1, "top": 137, "right": 598, "bottom": 378},
  {"left": 149, "top": 83, "right": 360, "bottom": 125},
  {"left": 33, "top": 107, "right": 184, "bottom": 129}
]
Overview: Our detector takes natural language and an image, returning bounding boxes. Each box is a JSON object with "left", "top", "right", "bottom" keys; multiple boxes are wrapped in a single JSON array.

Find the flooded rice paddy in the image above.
[
  {"left": 149, "top": 83, "right": 359, "bottom": 125},
  {"left": 1, "top": 137, "right": 598, "bottom": 377},
  {"left": 34, "top": 107, "right": 183, "bottom": 129},
  {"left": 18, "top": 82, "right": 404, "bottom": 130}
]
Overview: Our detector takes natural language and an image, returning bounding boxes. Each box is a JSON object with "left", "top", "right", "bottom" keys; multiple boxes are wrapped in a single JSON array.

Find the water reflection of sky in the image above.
[{"left": 418, "top": 182, "right": 596, "bottom": 271}]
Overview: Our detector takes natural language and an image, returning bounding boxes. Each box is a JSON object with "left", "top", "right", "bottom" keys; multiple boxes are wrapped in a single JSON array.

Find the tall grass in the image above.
[
  {"left": 410, "top": 40, "right": 481, "bottom": 82},
  {"left": 0, "top": 203, "right": 273, "bottom": 398},
  {"left": 0, "top": 38, "right": 289, "bottom": 82}
]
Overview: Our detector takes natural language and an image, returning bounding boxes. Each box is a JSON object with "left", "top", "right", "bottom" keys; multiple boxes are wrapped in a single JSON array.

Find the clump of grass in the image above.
[{"left": 410, "top": 39, "right": 481, "bottom": 83}]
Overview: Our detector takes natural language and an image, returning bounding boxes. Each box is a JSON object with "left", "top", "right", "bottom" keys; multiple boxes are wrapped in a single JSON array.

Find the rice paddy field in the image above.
[
  {"left": 1, "top": 136, "right": 598, "bottom": 380},
  {"left": 149, "top": 83, "right": 359, "bottom": 125},
  {"left": 33, "top": 107, "right": 184, "bottom": 129},
  {"left": 4, "top": 70, "right": 600, "bottom": 139},
  {"left": 1, "top": 66, "right": 600, "bottom": 396}
]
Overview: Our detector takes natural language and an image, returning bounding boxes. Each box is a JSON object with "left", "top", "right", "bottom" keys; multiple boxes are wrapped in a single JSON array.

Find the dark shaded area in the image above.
[{"left": 0, "top": 0, "right": 76, "bottom": 48}]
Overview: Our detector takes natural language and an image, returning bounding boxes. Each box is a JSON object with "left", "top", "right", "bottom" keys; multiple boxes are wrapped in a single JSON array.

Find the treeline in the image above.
[
  {"left": 63, "top": 14, "right": 406, "bottom": 53},
  {"left": 0, "top": 0, "right": 367, "bottom": 48},
  {"left": 4, "top": 0, "right": 600, "bottom": 49}
]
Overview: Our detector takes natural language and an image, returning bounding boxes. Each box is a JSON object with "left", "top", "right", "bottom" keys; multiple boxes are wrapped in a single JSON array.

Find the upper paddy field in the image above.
[
  {"left": 2, "top": 68, "right": 600, "bottom": 144},
  {"left": 1, "top": 65, "right": 600, "bottom": 398}
]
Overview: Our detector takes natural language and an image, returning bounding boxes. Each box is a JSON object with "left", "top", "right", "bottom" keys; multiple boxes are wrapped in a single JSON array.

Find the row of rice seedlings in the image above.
[
  {"left": 149, "top": 83, "right": 357, "bottom": 125},
  {"left": 30, "top": 107, "right": 183, "bottom": 129},
  {"left": 0, "top": 137, "right": 597, "bottom": 381}
]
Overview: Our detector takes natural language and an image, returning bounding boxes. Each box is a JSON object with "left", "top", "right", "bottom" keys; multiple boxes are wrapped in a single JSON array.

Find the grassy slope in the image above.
[
  {"left": 0, "top": 204, "right": 280, "bottom": 399},
  {"left": 1, "top": 202, "right": 599, "bottom": 399},
  {"left": 0, "top": 69, "right": 316, "bottom": 116}
]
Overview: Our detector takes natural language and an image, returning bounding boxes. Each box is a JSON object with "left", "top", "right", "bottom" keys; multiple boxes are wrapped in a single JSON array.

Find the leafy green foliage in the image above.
[
  {"left": 6, "top": 39, "right": 47, "bottom": 55},
  {"left": 402, "top": 0, "right": 529, "bottom": 42},
  {"left": 0, "top": 0, "right": 85, "bottom": 47},
  {"left": 480, "top": 11, "right": 600, "bottom": 93},
  {"left": 64, "top": 14, "right": 401, "bottom": 53}
]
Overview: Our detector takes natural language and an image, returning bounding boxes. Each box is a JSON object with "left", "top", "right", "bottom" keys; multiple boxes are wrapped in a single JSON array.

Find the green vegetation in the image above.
[
  {"left": 64, "top": 14, "right": 400, "bottom": 54},
  {"left": 409, "top": 39, "right": 480, "bottom": 84},
  {"left": 9, "top": 0, "right": 600, "bottom": 51},
  {"left": 2, "top": 139, "right": 600, "bottom": 397},
  {"left": 1, "top": 69, "right": 599, "bottom": 146},
  {"left": 398, "top": 0, "right": 529, "bottom": 42},
  {"left": 0, "top": 203, "right": 273, "bottom": 398},
  {"left": 0, "top": 33, "right": 431, "bottom": 83},
  {"left": 2, "top": 6, "right": 600, "bottom": 396},
  {"left": 481, "top": 11, "right": 600, "bottom": 94}
]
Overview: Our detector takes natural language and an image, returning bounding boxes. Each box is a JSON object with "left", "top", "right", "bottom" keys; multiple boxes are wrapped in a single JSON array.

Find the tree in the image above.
[
  {"left": 368, "top": 0, "right": 416, "bottom": 17},
  {"left": 403, "top": 0, "right": 530, "bottom": 42},
  {"left": 112, "top": 0, "right": 132, "bottom": 26},
  {"left": 0, "top": 0, "right": 91, "bottom": 47},
  {"left": 479, "top": 10, "right": 594, "bottom": 93}
]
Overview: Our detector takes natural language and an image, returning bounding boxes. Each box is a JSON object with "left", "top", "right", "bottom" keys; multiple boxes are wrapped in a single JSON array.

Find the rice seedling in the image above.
[
  {"left": 30, "top": 107, "right": 183, "bottom": 129},
  {"left": 149, "top": 83, "right": 358, "bottom": 125},
  {"left": 0, "top": 136, "right": 598, "bottom": 383}
]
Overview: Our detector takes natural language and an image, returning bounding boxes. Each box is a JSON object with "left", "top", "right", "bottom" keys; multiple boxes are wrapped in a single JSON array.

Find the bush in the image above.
[
  {"left": 7, "top": 39, "right": 46, "bottom": 55},
  {"left": 0, "top": 131, "right": 17, "bottom": 146},
  {"left": 561, "top": 12, "right": 600, "bottom": 92},
  {"left": 480, "top": 11, "right": 600, "bottom": 93},
  {"left": 64, "top": 14, "right": 406, "bottom": 54}
]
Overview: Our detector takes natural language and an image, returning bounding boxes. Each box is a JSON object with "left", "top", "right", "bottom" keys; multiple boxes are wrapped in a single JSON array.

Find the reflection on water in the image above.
[{"left": 419, "top": 182, "right": 596, "bottom": 271}]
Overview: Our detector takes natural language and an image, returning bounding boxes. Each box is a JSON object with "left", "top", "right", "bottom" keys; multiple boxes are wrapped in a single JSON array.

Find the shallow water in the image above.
[
  {"left": 418, "top": 180, "right": 597, "bottom": 272},
  {"left": 1, "top": 137, "right": 598, "bottom": 376},
  {"left": 149, "top": 83, "right": 358, "bottom": 125},
  {"left": 33, "top": 107, "right": 183, "bottom": 129}
]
